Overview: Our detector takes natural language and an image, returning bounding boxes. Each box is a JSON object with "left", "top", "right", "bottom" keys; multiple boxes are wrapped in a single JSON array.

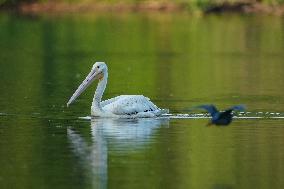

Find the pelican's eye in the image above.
[{"left": 97, "top": 66, "right": 100, "bottom": 69}]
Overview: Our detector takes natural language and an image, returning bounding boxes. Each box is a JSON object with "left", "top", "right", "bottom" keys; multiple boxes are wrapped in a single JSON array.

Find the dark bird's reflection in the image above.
[{"left": 67, "top": 118, "right": 169, "bottom": 189}]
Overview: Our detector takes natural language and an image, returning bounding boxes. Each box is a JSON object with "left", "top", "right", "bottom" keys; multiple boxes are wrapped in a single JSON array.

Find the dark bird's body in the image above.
[{"left": 197, "top": 105, "right": 245, "bottom": 126}]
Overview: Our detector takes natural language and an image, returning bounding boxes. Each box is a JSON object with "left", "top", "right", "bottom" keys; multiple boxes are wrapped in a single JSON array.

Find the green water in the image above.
[{"left": 0, "top": 13, "right": 284, "bottom": 189}]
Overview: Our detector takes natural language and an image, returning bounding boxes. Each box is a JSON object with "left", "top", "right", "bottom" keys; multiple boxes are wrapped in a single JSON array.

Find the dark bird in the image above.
[{"left": 196, "top": 105, "right": 245, "bottom": 126}]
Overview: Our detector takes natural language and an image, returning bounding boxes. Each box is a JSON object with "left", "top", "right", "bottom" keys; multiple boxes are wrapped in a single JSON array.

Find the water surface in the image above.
[{"left": 0, "top": 13, "right": 284, "bottom": 189}]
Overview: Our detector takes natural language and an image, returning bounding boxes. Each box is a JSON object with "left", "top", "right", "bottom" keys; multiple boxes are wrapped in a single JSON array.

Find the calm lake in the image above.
[{"left": 0, "top": 12, "right": 284, "bottom": 189}]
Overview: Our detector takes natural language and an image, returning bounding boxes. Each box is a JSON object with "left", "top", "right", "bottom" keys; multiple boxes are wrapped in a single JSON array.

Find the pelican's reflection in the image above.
[{"left": 67, "top": 118, "right": 169, "bottom": 189}]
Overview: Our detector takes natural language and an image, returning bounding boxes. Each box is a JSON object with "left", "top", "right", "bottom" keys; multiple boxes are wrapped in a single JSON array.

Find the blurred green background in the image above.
[{"left": 1, "top": 0, "right": 284, "bottom": 12}]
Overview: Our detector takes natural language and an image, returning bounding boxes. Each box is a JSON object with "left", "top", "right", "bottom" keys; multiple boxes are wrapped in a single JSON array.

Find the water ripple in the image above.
[{"left": 78, "top": 111, "right": 284, "bottom": 120}]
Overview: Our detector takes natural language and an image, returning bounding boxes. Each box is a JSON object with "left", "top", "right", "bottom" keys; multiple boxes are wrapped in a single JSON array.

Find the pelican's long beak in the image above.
[{"left": 67, "top": 69, "right": 100, "bottom": 107}]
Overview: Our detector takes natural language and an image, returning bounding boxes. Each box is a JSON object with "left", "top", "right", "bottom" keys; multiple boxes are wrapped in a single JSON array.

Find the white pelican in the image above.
[{"left": 67, "top": 62, "right": 168, "bottom": 118}]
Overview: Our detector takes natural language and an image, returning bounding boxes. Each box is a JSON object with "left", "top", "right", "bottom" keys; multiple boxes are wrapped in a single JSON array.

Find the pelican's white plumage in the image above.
[{"left": 67, "top": 62, "right": 168, "bottom": 118}]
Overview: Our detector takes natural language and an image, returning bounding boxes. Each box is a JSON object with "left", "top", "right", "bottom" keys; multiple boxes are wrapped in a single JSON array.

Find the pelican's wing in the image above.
[
  {"left": 102, "top": 95, "right": 166, "bottom": 116},
  {"left": 100, "top": 96, "right": 121, "bottom": 107}
]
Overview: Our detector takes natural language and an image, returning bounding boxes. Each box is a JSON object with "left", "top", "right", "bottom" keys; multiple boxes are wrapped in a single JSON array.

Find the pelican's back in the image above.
[{"left": 101, "top": 95, "right": 168, "bottom": 117}]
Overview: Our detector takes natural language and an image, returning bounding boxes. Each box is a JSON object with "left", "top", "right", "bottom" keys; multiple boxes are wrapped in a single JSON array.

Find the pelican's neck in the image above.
[{"left": 91, "top": 71, "right": 108, "bottom": 114}]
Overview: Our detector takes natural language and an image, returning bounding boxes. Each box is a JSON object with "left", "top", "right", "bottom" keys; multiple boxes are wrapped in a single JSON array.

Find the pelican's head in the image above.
[
  {"left": 92, "top": 62, "right": 108, "bottom": 78},
  {"left": 67, "top": 62, "right": 108, "bottom": 107}
]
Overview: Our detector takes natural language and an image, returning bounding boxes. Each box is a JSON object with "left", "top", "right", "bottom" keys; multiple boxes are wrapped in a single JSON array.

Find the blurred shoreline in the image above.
[{"left": 1, "top": 1, "right": 284, "bottom": 15}]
